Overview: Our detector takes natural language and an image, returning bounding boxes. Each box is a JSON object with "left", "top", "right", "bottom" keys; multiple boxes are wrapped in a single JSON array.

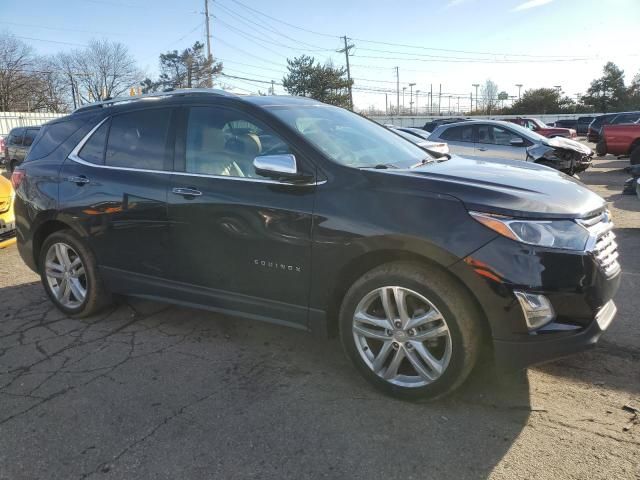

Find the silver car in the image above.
[{"left": 428, "top": 120, "right": 593, "bottom": 174}]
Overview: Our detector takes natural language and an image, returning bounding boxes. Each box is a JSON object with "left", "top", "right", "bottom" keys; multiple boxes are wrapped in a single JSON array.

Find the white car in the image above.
[{"left": 387, "top": 126, "right": 449, "bottom": 157}]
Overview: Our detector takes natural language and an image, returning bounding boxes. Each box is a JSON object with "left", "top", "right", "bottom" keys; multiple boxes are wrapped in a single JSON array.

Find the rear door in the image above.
[
  {"left": 166, "top": 104, "right": 316, "bottom": 327},
  {"left": 60, "top": 107, "right": 175, "bottom": 280},
  {"left": 437, "top": 124, "right": 475, "bottom": 157},
  {"left": 475, "top": 124, "right": 528, "bottom": 161}
]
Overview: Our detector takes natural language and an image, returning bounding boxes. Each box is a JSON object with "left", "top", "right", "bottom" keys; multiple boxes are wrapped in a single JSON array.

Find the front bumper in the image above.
[
  {"left": 451, "top": 234, "right": 621, "bottom": 370},
  {"left": 493, "top": 299, "right": 616, "bottom": 370},
  {"left": 0, "top": 217, "right": 16, "bottom": 248}
]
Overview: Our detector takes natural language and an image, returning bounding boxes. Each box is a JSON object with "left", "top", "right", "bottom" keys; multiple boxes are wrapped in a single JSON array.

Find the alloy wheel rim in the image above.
[
  {"left": 352, "top": 286, "right": 452, "bottom": 388},
  {"left": 44, "top": 242, "right": 87, "bottom": 309}
]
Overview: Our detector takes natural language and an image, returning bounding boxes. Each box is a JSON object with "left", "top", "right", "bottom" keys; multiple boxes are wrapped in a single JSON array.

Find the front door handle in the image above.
[
  {"left": 172, "top": 187, "right": 202, "bottom": 198},
  {"left": 66, "top": 175, "right": 90, "bottom": 185}
]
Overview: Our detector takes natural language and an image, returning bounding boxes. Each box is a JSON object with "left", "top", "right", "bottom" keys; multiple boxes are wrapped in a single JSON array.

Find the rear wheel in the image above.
[
  {"left": 39, "top": 230, "right": 112, "bottom": 317},
  {"left": 596, "top": 140, "right": 607, "bottom": 157},
  {"left": 339, "top": 262, "right": 482, "bottom": 400},
  {"left": 631, "top": 145, "right": 640, "bottom": 166}
]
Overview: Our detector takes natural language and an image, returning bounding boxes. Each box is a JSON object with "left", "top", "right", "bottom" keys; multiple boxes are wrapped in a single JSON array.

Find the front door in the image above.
[{"left": 167, "top": 105, "right": 316, "bottom": 327}]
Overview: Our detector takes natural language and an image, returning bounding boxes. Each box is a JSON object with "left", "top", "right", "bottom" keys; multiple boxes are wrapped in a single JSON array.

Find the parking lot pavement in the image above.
[{"left": 0, "top": 156, "right": 639, "bottom": 480}]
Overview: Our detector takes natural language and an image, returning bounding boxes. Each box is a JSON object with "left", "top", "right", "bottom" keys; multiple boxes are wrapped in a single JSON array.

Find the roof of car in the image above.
[
  {"left": 437, "top": 119, "right": 515, "bottom": 127},
  {"left": 72, "top": 89, "right": 324, "bottom": 115}
]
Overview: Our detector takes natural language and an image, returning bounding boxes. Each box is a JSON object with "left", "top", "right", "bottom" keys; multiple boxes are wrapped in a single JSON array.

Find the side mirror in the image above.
[
  {"left": 510, "top": 137, "right": 525, "bottom": 147},
  {"left": 253, "top": 154, "right": 299, "bottom": 179}
]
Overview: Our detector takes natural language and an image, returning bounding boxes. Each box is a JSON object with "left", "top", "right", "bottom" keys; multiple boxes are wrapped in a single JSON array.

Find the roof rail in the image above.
[{"left": 73, "top": 88, "right": 234, "bottom": 114}]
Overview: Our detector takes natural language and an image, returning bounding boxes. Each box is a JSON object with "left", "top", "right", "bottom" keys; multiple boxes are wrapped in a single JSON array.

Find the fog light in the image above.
[{"left": 514, "top": 291, "right": 555, "bottom": 331}]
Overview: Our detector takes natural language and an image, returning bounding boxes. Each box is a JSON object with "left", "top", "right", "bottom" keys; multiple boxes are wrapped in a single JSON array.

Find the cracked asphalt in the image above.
[{"left": 1, "top": 152, "right": 639, "bottom": 479}]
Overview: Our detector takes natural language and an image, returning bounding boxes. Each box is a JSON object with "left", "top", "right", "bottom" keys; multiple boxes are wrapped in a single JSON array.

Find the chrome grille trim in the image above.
[{"left": 577, "top": 211, "right": 621, "bottom": 277}]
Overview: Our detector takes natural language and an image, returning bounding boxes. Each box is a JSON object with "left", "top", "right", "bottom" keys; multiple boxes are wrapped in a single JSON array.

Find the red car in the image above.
[
  {"left": 505, "top": 117, "right": 577, "bottom": 139},
  {"left": 597, "top": 123, "right": 640, "bottom": 165}
]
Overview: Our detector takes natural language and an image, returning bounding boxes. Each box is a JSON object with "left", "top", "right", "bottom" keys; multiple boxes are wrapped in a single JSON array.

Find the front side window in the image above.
[
  {"left": 23, "top": 129, "right": 39, "bottom": 147},
  {"left": 105, "top": 108, "right": 172, "bottom": 170},
  {"left": 185, "top": 106, "right": 291, "bottom": 178},
  {"left": 268, "top": 105, "right": 428, "bottom": 169}
]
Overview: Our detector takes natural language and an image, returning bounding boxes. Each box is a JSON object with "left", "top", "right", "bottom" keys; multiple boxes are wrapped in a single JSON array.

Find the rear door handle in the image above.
[
  {"left": 172, "top": 187, "right": 202, "bottom": 197},
  {"left": 66, "top": 175, "right": 90, "bottom": 185}
]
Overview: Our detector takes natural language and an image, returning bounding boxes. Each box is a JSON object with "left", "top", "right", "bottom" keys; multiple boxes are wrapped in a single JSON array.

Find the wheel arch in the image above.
[
  {"left": 324, "top": 249, "right": 492, "bottom": 345},
  {"left": 628, "top": 138, "right": 640, "bottom": 155},
  {"left": 31, "top": 217, "right": 84, "bottom": 271}
]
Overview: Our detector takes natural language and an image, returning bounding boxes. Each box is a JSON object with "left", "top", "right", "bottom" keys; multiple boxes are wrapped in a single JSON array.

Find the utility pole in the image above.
[
  {"left": 416, "top": 90, "right": 420, "bottom": 114},
  {"left": 429, "top": 84, "right": 433, "bottom": 115},
  {"left": 457, "top": 96, "right": 460, "bottom": 113},
  {"left": 408, "top": 83, "right": 415, "bottom": 115},
  {"left": 270, "top": 80, "right": 275, "bottom": 95},
  {"left": 395, "top": 67, "right": 400, "bottom": 115},
  {"left": 515, "top": 83, "right": 523, "bottom": 99},
  {"left": 448, "top": 95, "right": 451, "bottom": 113},
  {"left": 68, "top": 73, "right": 77, "bottom": 109},
  {"left": 339, "top": 36, "right": 354, "bottom": 109},
  {"left": 385, "top": 93, "right": 388, "bottom": 115},
  {"left": 438, "top": 84, "right": 442, "bottom": 115},
  {"left": 204, "top": 0, "right": 213, "bottom": 87},
  {"left": 402, "top": 87, "right": 406, "bottom": 114},
  {"left": 469, "top": 92, "right": 473, "bottom": 114},
  {"left": 472, "top": 83, "right": 479, "bottom": 113}
]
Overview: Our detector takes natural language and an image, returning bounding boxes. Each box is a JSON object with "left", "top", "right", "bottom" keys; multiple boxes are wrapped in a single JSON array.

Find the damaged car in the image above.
[{"left": 428, "top": 120, "right": 592, "bottom": 175}]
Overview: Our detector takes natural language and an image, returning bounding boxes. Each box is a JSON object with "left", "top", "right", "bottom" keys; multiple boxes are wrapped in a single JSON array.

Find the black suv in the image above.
[
  {"left": 12, "top": 90, "right": 621, "bottom": 399},
  {"left": 2, "top": 126, "right": 41, "bottom": 172}
]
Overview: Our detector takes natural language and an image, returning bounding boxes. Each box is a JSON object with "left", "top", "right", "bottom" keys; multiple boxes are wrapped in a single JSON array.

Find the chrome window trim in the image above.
[{"left": 67, "top": 117, "right": 321, "bottom": 187}]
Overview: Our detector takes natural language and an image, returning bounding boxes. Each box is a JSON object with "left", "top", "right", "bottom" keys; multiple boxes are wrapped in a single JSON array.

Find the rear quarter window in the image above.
[{"left": 26, "top": 115, "right": 96, "bottom": 162}]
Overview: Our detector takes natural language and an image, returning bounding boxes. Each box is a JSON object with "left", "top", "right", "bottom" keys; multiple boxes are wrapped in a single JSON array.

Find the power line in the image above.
[{"left": 215, "top": 1, "right": 331, "bottom": 52}]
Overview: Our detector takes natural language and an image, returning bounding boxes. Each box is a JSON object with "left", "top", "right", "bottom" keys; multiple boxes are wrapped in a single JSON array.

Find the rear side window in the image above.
[
  {"left": 78, "top": 120, "right": 109, "bottom": 165},
  {"left": 105, "top": 109, "right": 172, "bottom": 170},
  {"left": 441, "top": 125, "right": 473, "bottom": 142}
]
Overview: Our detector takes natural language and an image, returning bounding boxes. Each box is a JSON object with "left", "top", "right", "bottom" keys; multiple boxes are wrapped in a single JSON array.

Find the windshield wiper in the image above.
[{"left": 360, "top": 163, "right": 398, "bottom": 169}]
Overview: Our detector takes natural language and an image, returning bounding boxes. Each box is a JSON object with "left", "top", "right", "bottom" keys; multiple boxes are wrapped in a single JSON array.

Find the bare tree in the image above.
[
  {"left": 480, "top": 79, "right": 499, "bottom": 115},
  {"left": 58, "top": 39, "right": 141, "bottom": 103},
  {"left": 0, "top": 33, "right": 37, "bottom": 110}
]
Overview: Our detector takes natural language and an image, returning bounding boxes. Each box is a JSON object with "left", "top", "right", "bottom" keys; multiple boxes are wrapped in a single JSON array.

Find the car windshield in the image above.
[
  {"left": 268, "top": 105, "right": 428, "bottom": 168},
  {"left": 504, "top": 122, "right": 548, "bottom": 142}
]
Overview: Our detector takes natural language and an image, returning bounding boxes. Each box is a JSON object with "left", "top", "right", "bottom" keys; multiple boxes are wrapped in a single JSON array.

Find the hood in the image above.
[
  {"left": 543, "top": 136, "right": 592, "bottom": 155},
  {"left": 395, "top": 156, "right": 605, "bottom": 219}
]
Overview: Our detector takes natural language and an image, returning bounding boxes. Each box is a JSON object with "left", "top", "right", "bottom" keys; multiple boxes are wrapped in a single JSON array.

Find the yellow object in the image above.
[{"left": 0, "top": 175, "right": 16, "bottom": 249}]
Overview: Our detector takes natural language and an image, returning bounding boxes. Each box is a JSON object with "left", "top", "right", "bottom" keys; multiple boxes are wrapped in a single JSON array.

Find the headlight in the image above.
[{"left": 469, "top": 211, "right": 589, "bottom": 251}]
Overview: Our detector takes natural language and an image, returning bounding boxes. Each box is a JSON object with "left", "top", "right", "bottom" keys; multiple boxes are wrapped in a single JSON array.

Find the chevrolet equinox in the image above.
[{"left": 12, "top": 90, "right": 621, "bottom": 400}]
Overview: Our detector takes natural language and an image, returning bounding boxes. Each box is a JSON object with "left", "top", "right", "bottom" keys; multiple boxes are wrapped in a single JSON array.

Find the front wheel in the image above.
[
  {"left": 339, "top": 262, "right": 482, "bottom": 400},
  {"left": 39, "top": 230, "right": 112, "bottom": 317},
  {"left": 596, "top": 140, "right": 607, "bottom": 157}
]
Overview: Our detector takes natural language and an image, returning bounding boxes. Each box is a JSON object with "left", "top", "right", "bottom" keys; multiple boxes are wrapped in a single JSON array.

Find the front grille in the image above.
[
  {"left": 577, "top": 210, "right": 621, "bottom": 277},
  {"left": 593, "top": 231, "right": 620, "bottom": 276}
]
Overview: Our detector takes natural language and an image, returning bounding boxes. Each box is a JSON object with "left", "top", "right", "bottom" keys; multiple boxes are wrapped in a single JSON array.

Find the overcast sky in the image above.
[{"left": 2, "top": 0, "right": 639, "bottom": 111}]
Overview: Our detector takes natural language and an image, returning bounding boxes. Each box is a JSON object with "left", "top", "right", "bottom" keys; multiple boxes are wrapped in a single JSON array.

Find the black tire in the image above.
[
  {"left": 9, "top": 160, "right": 18, "bottom": 173},
  {"left": 596, "top": 140, "right": 607, "bottom": 157},
  {"left": 339, "top": 262, "right": 482, "bottom": 401},
  {"left": 631, "top": 145, "right": 640, "bottom": 166},
  {"left": 39, "top": 230, "right": 112, "bottom": 317}
]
